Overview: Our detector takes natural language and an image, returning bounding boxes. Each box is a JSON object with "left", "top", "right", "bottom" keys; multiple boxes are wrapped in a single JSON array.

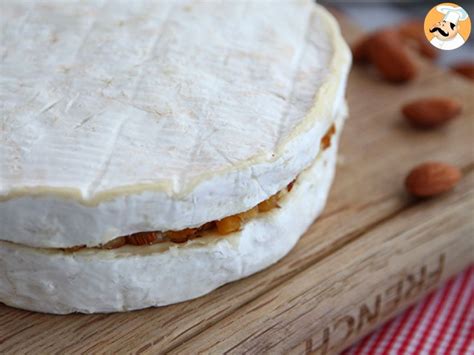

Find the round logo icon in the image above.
[{"left": 424, "top": 2, "right": 471, "bottom": 50}]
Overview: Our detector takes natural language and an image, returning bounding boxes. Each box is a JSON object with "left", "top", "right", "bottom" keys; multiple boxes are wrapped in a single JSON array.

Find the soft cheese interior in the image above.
[{"left": 0, "top": 1, "right": 351, "bottom": 248}]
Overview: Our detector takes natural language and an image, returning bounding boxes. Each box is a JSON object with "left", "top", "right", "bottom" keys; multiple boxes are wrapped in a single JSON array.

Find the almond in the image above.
[
  {"left": 452, "top": 61, "right": 474, "bottom": 81},
  {"left": 126, "top": 232, "right": 158, "bottom": 246},
  {"left": 405, "top": 162, "right": 461, "bottom": 197},
  {"left": 352, "top": 36, "right": 371, "bottom": 63},
  {"left": 398, "top": 20, "right": 439, "bottom": 60},
  {"left": 367, "top": 30, "right": 417, "bottom": 82},
  {"left": 166, "top": 228, "right": 198, "bottom": 243},
  {"left": 321, "top": 124, "right": 336, "bottom": 150},
  {"left": 416, "top": 41, "right": 439, "bottom": 61},
  {"left": 102, "top": 237, "right": 126, "bottom": 249},
  {"left": 402, "top": 97, "right": 462, "bottom": 128},
  {"left": 398, "top": 20, "right": 422, "bottom": 39},
  {"left": 199, "top": 221, "right": 216, "bottom": 231},
  {"left": 286, "top": 179, "right": 296, "bottom": 192}
]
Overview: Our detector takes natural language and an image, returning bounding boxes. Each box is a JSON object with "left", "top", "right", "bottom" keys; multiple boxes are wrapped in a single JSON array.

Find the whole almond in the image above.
[
  {"left": 398, "top": 20, "right": 422, "bottom": 39},
  {"left": 416, "top": 41, "right": 439, "bottom": 60},
  {"left": 452, "top": 61, "right": 474, "bottom": 81},
  {"left": 367, "top": 30, "right": 417, "bottom": 82},
  {"left": 352, "top": 36, "right": 371, "bottom": 63},
  {"left": 402, "top": 97, "right": 462, "bottom": 128},
  {"left": 398, "top": 20, "right": 439, "bottom": 60},
  {"left": 405, "top": 162, "right": 461, "bottom": 197}
]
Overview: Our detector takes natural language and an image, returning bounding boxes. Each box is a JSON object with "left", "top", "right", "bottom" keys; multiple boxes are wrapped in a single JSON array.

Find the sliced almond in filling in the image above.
[
  {"left": 126, "top": 232, "right": 160, "bottom": 246},
  {"left": 102, "top": 237, "right": 127, "bottom": 249},
  {"left": 166, "top": 228, "right": 200, "bottom": 243},
  {"left": 321, "top": 123, "right": 336, "bottom": 150}
]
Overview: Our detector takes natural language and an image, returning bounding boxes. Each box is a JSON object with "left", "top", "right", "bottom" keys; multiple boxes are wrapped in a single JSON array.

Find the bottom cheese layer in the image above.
[{"left": 0, "top": 117, "right": 344, "bottom": 314}]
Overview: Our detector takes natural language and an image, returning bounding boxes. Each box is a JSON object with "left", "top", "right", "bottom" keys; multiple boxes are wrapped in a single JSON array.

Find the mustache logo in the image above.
[{"left": 430, "top": 27, "right": 449, "bottom": 37}]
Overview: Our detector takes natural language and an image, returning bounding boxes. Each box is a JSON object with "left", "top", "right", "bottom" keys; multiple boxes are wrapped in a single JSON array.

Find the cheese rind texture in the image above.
[
  {"left": 0, "top": 114, "right": 344, "bottom": 314},
  {"left": 0, "top": 1, "right": 351, "bottom": 247}
]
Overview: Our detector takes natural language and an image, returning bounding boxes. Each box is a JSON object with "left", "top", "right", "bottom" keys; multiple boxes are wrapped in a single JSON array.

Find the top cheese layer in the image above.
[{"left": 0, "top": 0, "right": 351, "bottom": 247}]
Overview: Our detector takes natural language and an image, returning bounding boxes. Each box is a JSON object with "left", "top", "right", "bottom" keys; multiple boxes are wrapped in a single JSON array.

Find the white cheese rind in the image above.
[
  {"left": 0, "top": 116, "right": 344, "bottom": 314},
  {"left": 0, "top": 2, "right": 351, "bottom": 247}
]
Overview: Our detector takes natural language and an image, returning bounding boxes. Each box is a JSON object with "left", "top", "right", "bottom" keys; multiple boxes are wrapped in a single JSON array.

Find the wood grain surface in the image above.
[{"left": 1, "top": 12, "right": 473, "bottom": 355}]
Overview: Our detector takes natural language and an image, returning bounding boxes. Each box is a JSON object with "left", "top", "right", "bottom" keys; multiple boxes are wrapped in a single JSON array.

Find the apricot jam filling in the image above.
[
  {"left": 61, "top": 124, "right": 336, "bottom": 252},
  {"left": 62, "top": 182, "right": 290, "bottom": 252}
]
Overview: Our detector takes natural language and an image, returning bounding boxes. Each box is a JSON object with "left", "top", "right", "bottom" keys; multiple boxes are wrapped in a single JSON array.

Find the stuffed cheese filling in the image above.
[{"left": 52, "top": 123, "right": 337, "bottom": 252}]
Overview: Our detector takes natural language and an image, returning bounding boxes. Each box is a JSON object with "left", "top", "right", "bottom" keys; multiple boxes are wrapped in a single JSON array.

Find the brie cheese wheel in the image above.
[
  {"left": 0, "top": 1, "right": 351, "bottom": 248},
  {"left": 0, "top": 112, "right": 345, "bottom": 314}
]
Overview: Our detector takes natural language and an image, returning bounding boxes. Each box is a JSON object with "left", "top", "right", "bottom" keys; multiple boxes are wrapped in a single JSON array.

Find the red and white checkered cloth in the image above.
[{"left": 343, "top": 266, "right": 474, "bottom": 355}]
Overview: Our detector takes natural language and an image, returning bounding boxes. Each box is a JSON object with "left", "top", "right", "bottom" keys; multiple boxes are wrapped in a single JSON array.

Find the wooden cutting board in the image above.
[{"left": 1, "top": 11, "right": 473, "bottom": 355}]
